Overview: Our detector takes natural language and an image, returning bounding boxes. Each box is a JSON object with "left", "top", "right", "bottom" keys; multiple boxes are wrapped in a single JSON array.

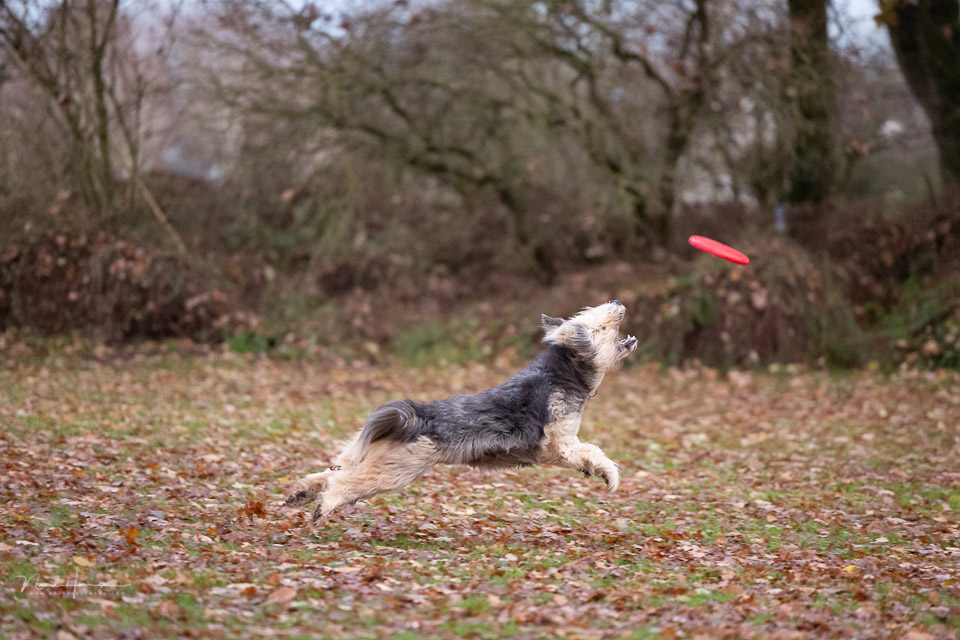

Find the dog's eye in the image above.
[{"left": 599, "top": 325, "right": 606, "bottom": 331}]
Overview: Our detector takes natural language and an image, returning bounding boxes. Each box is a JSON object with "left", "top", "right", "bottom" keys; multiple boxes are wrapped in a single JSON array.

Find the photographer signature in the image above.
[{"left": 17, "top": 570, "right": 130, "bottom": 598}]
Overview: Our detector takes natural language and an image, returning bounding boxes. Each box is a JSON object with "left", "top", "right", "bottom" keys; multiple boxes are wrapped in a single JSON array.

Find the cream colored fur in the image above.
[
  {"left": 286, "top": 302, "right": 636, "bottom": 527},
  {"left": 539, "top": 391, "right": 620, "bottom": 490}
]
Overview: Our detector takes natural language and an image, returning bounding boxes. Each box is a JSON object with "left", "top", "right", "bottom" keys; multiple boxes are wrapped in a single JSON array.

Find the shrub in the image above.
[
  {"left": 0, "top": 230, "right": 255, "bottom": 343},
  {"left": 882, "top": 275, "right": 960, "bottom": 370},
  {"left": 623, "top": 234, "right": 862, "bottom": 367}
]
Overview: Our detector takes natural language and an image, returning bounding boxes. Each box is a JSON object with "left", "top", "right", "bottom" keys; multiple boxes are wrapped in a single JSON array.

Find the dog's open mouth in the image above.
[{"left": 619, "top": 335, "right": 638, "bottom": 351}]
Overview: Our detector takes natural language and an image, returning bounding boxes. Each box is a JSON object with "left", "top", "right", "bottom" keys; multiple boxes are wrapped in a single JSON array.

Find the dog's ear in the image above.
[
  {"left": 541, "top": 314, "right": 564, "bottom": 331},
  {"left": 543, "top": 319, "right": 594, "bottom": 352},
  {"left": 541, "top": 315, "right": 567, "bottom": 344},
  {"left": 568, "top": 323, "right": 594, "bottom": 353}
]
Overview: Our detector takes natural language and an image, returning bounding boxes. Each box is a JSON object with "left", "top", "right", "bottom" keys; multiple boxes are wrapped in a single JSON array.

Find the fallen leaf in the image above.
[
  {"left": 332, "top": 566, "right": 362, "bottom": 574},
  {"left": 265, "top": 586, "right": 297, "bottom": 605},
  {"left": 237, "top": 499, "right": 266, "bottom": 521}
]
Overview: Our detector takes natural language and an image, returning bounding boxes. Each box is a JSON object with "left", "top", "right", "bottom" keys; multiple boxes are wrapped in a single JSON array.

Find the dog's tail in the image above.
[{"left": 353, "top": 399, "right": 421, "bottom": 463}]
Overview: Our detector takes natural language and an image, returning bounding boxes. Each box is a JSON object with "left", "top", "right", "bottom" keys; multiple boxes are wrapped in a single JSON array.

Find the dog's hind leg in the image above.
[
  {"left": 285, "top": 434, "right": 366, "bottom": 508},
  {"left": 285, "top": 470, "right": 332, "bottom": 507},
  {"left": 311, "top": 437, "right": 439, "bottom": 527}
]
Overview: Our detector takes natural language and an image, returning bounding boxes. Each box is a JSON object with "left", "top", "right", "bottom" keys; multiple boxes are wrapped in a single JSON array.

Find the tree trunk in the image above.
[
  {"left": 885, "top": 0, "right": 960, "bottom": 187},
  {"left": 495, "top": 186, "right": 556, "bottom": 282},
  {"left": 786, "top": 0, "right": 838, "bottom": 204},
  {"left": 88, "top": 0, "right": 121, "bottom": 217},
  {"left": 654, "top": 98, "right": 703, "bottom": 247}
]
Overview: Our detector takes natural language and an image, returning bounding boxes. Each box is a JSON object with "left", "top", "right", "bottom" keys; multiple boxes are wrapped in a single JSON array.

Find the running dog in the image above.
[{"left": 285, "top": 301, "right": 638, "bottom": 527}]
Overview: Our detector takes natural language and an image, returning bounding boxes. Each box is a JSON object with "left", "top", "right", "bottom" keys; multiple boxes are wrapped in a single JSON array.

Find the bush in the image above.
[
  {"left": 620, "top": 198, "right": 960, "bottom": 369},
  {"left": 824, "top": 209, "right": 960, "bottom": 322},
  {"left": 0, "top": 230, "right": 255, "bottom": 343},
  {"left": 623, "top": 234, "right": 862, "bottom": 367},
  {"left": 882, "top": 275, "right": 960, "bottom": 370}
]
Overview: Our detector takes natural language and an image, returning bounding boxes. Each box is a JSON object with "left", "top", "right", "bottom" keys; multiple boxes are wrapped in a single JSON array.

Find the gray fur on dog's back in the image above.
[
  {"left": 353, "top": 346, "right": 593, "bottom": 468},
  {"left": 286, "top": 301, "right": 638, "bottom": 526}
]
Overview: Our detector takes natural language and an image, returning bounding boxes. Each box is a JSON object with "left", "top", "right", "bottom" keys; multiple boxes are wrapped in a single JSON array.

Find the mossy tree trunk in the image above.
[
  {"left": 786, "top": 0, "right": 839, "bottom": 205},
  {"left": 884, "top": 0, "right": 960, "bottom": 188}
]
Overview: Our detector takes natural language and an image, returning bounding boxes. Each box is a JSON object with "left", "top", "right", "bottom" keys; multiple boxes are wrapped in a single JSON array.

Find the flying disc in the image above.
[{"left": 688, "top": 235, "right": 750, "bottom": 265}]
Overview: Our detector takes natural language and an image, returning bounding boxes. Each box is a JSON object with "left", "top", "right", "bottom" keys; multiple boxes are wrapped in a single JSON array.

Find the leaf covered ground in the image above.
[{"left": 1, "top": 346, "right": 959, "bottom": 639}]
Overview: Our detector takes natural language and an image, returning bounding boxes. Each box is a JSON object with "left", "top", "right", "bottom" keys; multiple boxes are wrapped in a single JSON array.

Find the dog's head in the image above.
[{"left": 541, "top": 301, "right": 638, "bottom": 383}]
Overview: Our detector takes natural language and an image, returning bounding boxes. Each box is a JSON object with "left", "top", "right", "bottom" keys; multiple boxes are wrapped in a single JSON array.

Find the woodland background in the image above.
[
  {"left": 1, "top": 0, "right": 960, "bottom": 369},
  {"left": 3, "top": 4, "right": 960, "bottom": 639}
]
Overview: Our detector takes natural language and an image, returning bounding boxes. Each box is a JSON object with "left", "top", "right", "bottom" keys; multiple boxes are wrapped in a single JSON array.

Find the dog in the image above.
[{"left": 285, "top": 301, "right": 638, "bottom": 527}]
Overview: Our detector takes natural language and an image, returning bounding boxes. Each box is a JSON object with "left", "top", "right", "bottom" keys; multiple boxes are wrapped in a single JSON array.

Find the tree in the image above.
[
  {"left": 1, "top": 0, "right": 123, "bottom": 214},
  {"left": 702, "top": 17, "right": 793, "bottom": 211},
  {"left": 201, "top": 0, "right": 754, "bottom": 260},
  {"left": 487, "top": 0, "right": 716, "bottom": 246},
  {"left": 0, "top": 0, "right": 180, "bottom": 228},
  {"left": 786, "top": 0, "right": 840, "bottom": 204},
  {"left": 881, "top": 0, "right": 960, "bottom": 187},
  {"left": 199, "top": 0, "right": 562, "bottom": 275}
]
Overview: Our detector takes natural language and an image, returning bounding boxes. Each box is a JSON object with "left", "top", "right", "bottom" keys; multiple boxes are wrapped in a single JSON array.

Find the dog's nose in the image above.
[{"left": 611, "top": 299, "right": 622, "bottom": 306}]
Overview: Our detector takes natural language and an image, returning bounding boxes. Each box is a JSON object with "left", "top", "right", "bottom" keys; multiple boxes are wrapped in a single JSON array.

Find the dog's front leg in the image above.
[{"left": 553, "top": 436, "right": 621, "bottom": 491}]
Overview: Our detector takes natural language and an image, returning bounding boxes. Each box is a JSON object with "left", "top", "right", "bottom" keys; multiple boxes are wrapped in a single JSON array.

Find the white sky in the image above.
[
  {"left": 152, "top": 0, "right": 895, "bottom": 52},
  {"left": 833, "top": 0, "right": 890, "bottom": 48}
]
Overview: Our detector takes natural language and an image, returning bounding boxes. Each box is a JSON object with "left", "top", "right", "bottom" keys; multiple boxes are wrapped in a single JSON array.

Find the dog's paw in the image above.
[
  {"left": 285, "top": 472, "right": 332, "bottom": 508},
  {"left": 311, "top": 505, "right": 327, "bottom": 529},
  {"left": 600, "top": 465, "right": 620, "bottom": 492},
  {"left": 285, "top": 489, "right": 315, "bottom": 507},
  {"left": 285, "top": 480, "right": 323, "bottom": 507}
]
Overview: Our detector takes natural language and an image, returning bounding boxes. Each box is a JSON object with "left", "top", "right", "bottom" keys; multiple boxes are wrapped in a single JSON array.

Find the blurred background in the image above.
[{"left": 1, "top": 0, "right": 958, "bottom": 369}]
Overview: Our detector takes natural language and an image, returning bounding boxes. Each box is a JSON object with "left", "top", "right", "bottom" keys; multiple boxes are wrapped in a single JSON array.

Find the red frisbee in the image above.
[{"left": 688, "top": 235, "right": 750, "bottom": 265}]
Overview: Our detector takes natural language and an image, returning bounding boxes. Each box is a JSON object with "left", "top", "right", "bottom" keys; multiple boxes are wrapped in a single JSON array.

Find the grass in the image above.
[
  {"left": 392, "top": 317, "right": 489, "bottom": 367},
  {"left": 0, "top": 349, "right": 958, "bottom": 638}
]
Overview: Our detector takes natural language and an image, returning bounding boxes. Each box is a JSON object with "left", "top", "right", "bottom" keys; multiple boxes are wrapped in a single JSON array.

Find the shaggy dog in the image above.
[{"left": 285, "top": 301, "right": 638, "bottom": 526}]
